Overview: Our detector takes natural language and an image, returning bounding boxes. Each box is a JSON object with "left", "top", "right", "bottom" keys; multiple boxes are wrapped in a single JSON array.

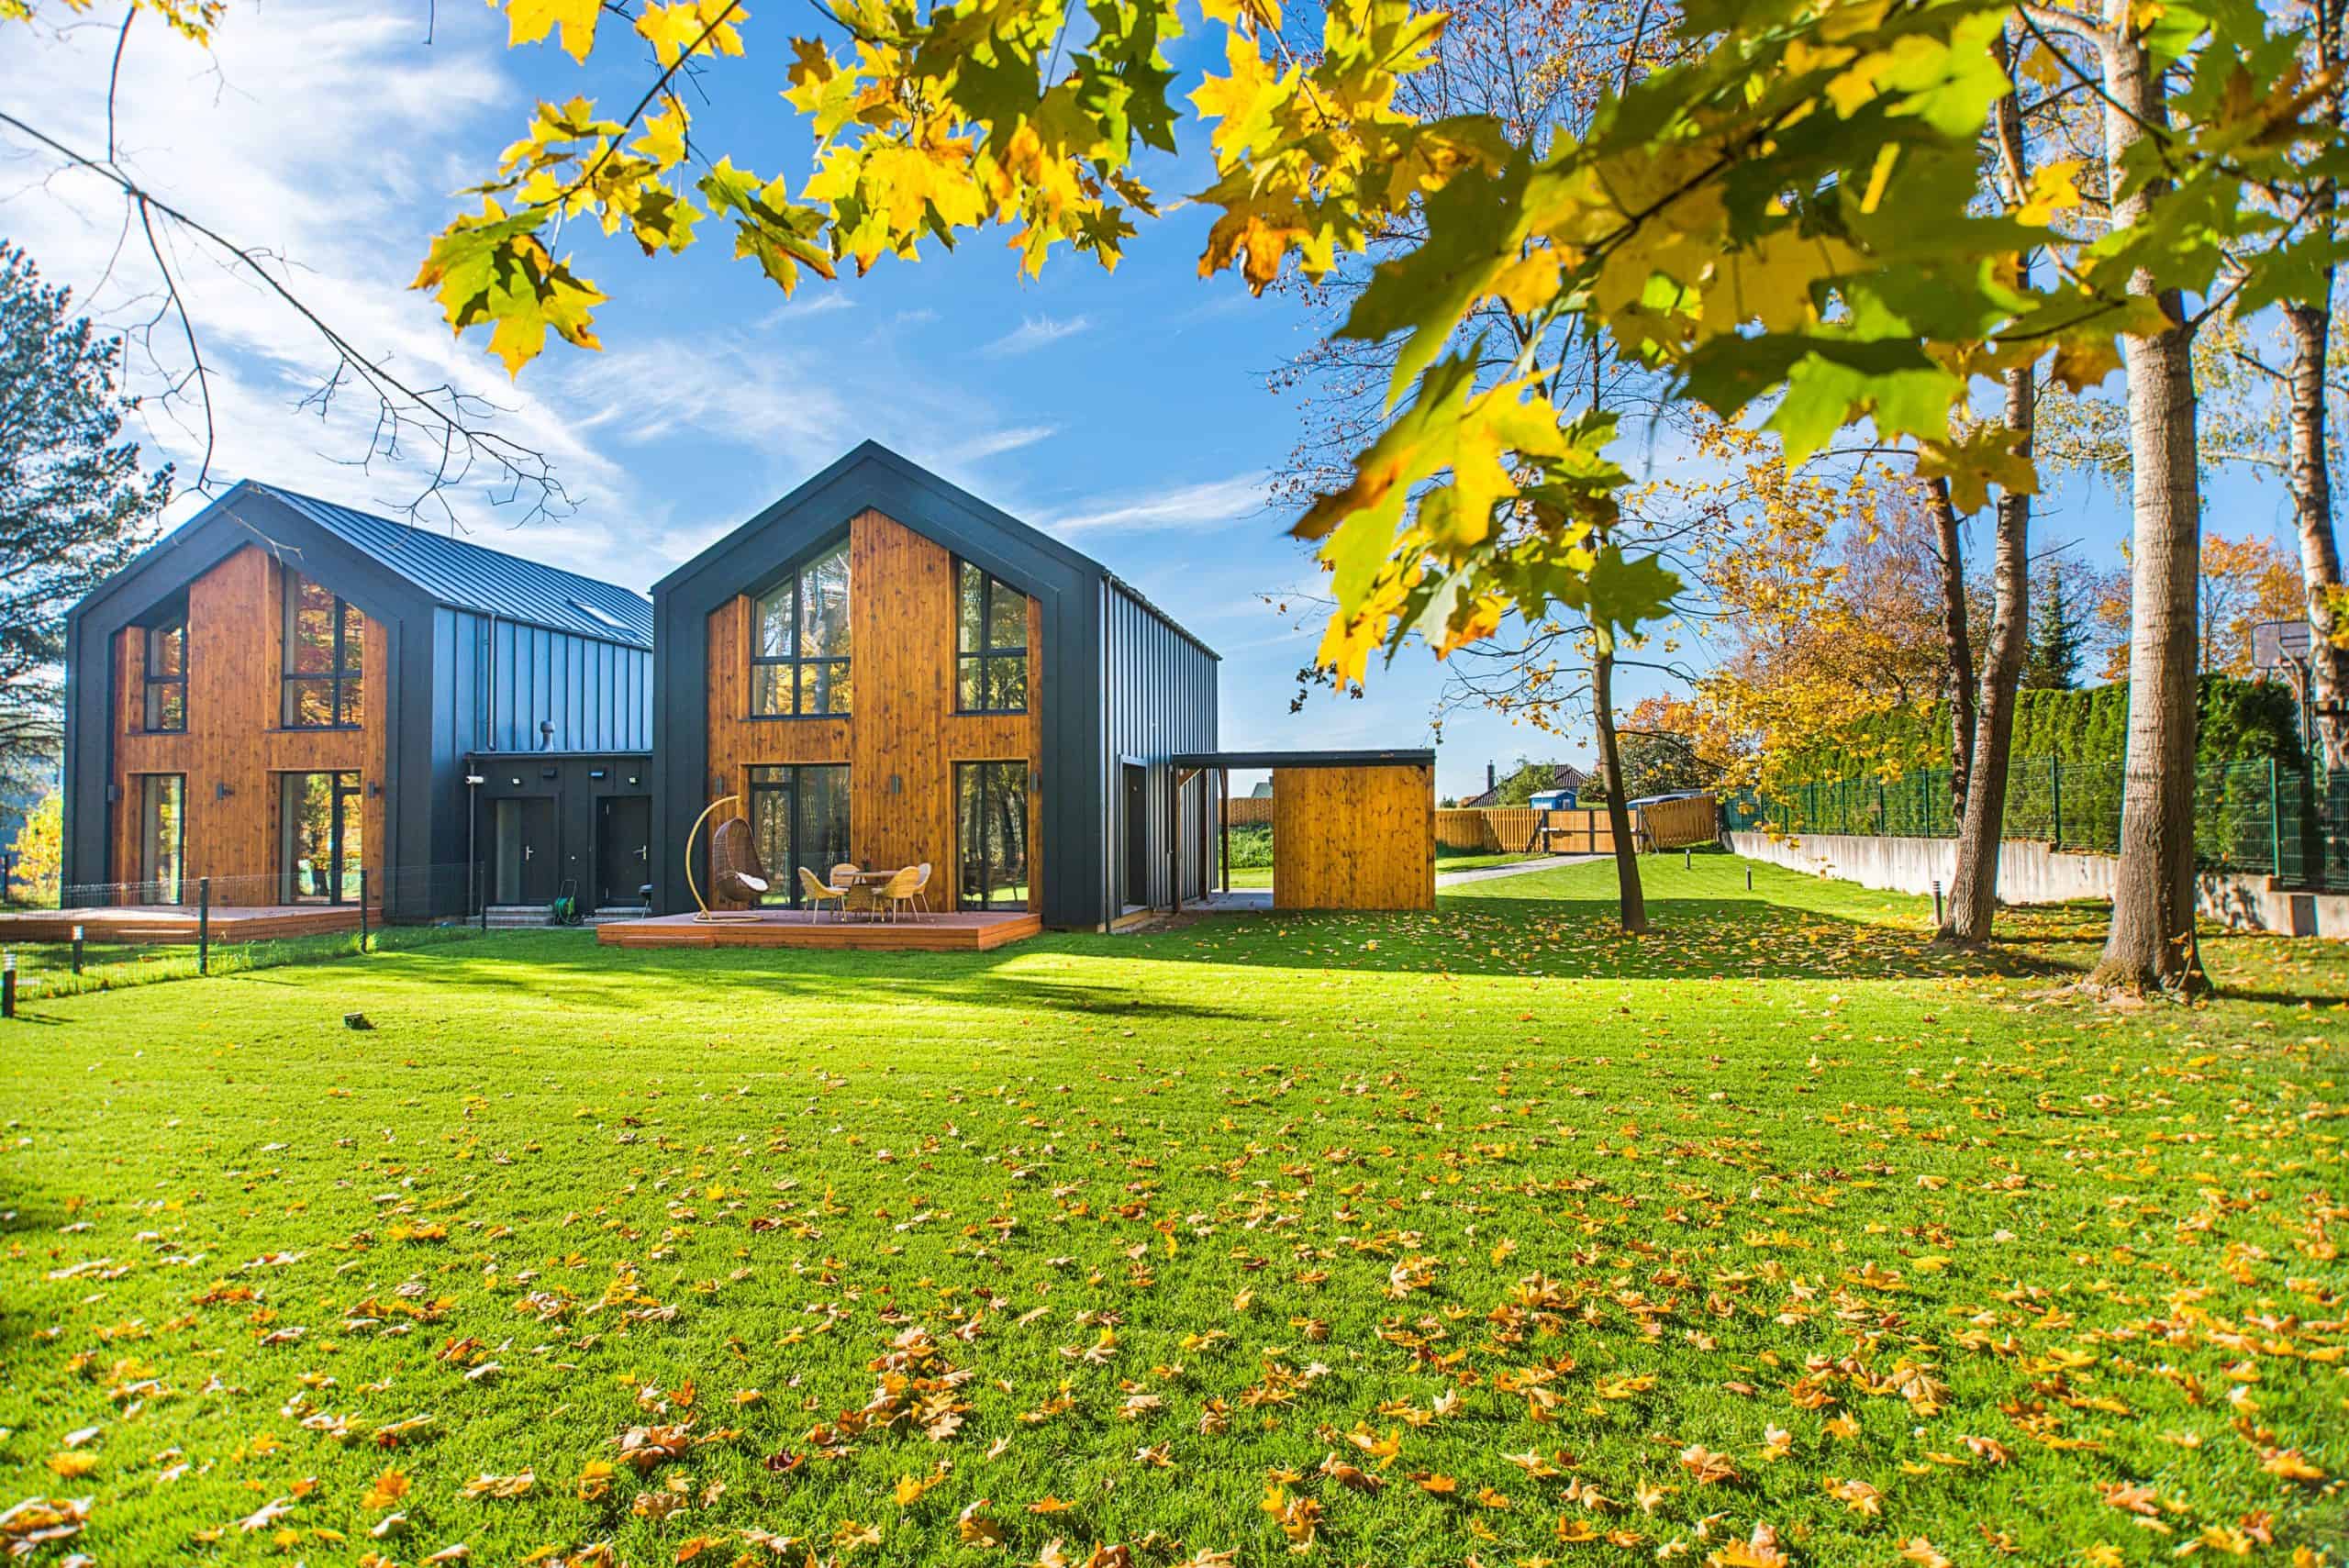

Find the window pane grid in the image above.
[
  {"left": 143, "top": 620, "right": 188, "bottom": 733},
  {"left": 747, "top": 763, "right": 852, "bottom": 906},
  {"left": 751, "top": 544, "right": 852, "bottom": 717},
  {"left": 954, "top": 562, "right": 1028, "bottom": 715},
  {"left": 282, "top": 573, "right": 364, "bottom": 729}
]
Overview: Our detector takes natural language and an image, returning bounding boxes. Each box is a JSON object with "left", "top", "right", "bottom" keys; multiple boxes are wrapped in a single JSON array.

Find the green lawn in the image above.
[
  {"left": 3, "top": 856, "right": 2345, "bottom": 1568},
  {"left": 1222, "top": 849, "right": 1546, "bottom": 889}
]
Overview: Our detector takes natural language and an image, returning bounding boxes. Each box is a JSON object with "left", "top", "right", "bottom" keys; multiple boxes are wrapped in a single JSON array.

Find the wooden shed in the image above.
[{"left": 1174, "top": 750, "right": 1435, "bottom": 911}]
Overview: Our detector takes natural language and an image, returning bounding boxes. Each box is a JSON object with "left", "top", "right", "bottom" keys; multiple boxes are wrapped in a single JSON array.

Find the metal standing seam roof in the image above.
[{"left": 251, "top": 483, "right": 653, "bottom": 649}]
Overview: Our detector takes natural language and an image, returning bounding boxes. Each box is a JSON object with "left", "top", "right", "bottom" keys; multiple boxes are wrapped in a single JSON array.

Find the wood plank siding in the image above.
[
  {"left": 703, "top": 508, "right": 1044, "bottom": 904},
  {"left": 107, "top": 545, "right": 388, "bottom": 906},
  {"left": 1270, "top": 763, "right": 1434, "bottom": 909}
]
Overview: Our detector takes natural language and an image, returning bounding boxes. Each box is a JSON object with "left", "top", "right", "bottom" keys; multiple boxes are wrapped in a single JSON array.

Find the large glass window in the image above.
[
  {"left": 956, "top": 761, "right": 1030, "bottom": 910},
  {"left": 143, "top": 618, "right": 187, "bottom": 732},
  {"left": 282, "top": 572, "right": 365, "bottom": 728},
  {"left": 751, "top": 543, "right": 852, "bottom": 717},
  {"left": 280, "top": 771, "right": 363, "bottom": 903},
  {"left": 137, "top": 774, "right": 185, "bottom": 904},
  {"left": 956, "top": 562, "right": 1029, "bottom": 713},
  {"left": 747, "top": 764, "right": 852, "bottom": 906}
]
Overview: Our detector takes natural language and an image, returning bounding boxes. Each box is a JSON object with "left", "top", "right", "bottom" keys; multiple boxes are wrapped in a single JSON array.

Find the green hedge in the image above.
[{"left": 1783, "top": 675, "right": 2304, "bottom": 784}]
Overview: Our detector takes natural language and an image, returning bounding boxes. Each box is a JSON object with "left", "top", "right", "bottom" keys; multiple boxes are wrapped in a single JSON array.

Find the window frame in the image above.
[
  {"left": 955, "top": 759, "right": 1030, "bottom": 911},
  {"left": 142, "top": 617, "right": 188, "bottom": 733},
  {"left": 278, "top": 769, "right": 363, "bottom": 904},
  {"left": 280, "top": 572, "right": 366, "bottom": 730},
  {"left": 750, "top": 542, "right": 852, "bottom": 718},
  {"left": 954, "top": 561, "right": 1030, "bottom": 716},
  {"left": 137, "top": 773, "right": 186, "bottom": 904},
  {"left": 745, "top": 762, "right": 852, "bottom": 906}
]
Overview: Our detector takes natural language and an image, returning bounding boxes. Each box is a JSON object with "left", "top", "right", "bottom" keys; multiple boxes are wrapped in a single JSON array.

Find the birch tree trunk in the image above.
[
  {"left": 1943, "top": 365, "right": 2033, "bottom": 944},
  {"left": 1928, "top": 477, "right": 1976, "bottom": 822},
  {"left": 2090, "top": 0, "right": 2208, "bottom": 993},
  {"left": 2284, "top": 298, "right": 2349, "bottom": 773},
  {"left": 1940, "top": 46, "right": 2034, "bottom": 946},
  {"left": 1592, "top": 643, "right": 1648, "bottom": 934}
]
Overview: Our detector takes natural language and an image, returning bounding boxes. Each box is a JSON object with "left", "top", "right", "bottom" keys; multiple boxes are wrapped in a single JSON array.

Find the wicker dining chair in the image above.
[
  {"left": 708, "top": 817, "right": 770, "bottom": 910},
  {"left": 878, "top": 864, "right": 924, "bottom": 922},
  {"left": 912, "top": 861, "right": 935, "bottom": 914},
  {"left": 830, "top": 862, "right": 860, "bottom": 888},
  {"left": 841, "top": 881, "right": 883, "bottom": 922},
  {"left": 796, "top": 865, "right": 847, "bottom": 921}
]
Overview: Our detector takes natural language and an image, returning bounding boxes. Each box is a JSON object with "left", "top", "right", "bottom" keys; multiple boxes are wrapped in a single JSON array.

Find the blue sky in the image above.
[{"left": 2, "top": 0, "right": 2309, "bottom": 800}]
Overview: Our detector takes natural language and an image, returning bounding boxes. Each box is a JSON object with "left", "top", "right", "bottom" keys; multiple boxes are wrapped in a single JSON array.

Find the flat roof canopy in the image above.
[{"left": 1171, "top": 749, "right": 1435, "bottom": 770}]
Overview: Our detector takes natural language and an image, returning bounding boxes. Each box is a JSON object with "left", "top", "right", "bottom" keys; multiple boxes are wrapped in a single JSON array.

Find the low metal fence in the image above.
[
  {"left": 0, "top": 862, "right": 607, "bottom": 1008},
  {"left": 1724, "top": 756, "right": 2347, "bottom": 883}
]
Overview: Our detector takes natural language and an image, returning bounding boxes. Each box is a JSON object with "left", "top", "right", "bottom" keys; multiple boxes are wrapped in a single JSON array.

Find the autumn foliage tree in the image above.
[{"left": 9, "top": 0, "right": 2343, "bottom": 981}]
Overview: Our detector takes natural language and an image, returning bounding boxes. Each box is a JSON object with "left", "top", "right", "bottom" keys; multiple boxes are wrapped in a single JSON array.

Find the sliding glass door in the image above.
[
  {"left": 956, "top": 762, "right": 1029, "bottom": 910},
  {"left": 746, "top": 764, "right": 851, "bottom": 906},
  {"left": 280, "top": 771, "right": 364, "bottom": 904},
  {"left": 137, "top": 774, "right": 185, "bottom": 904}
]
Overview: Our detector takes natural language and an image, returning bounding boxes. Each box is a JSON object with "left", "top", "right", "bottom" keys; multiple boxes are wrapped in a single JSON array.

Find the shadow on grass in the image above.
[{"left": 21, "top": 856, "right": 2347, "bottom": 1010}]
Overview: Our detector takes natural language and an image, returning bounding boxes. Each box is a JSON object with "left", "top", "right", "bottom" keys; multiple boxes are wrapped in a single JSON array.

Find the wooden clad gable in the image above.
[
  {"left": 108, "top": 544, "right": 389, "bottom": 904},
  {"left": 705, "top": 508, "right": 1044, "bottom": 903}
]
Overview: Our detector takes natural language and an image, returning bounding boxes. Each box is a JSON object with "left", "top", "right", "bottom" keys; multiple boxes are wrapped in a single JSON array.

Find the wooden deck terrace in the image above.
[
  {"left": 595, "top": 908, "right": 1041, "bottom": 951},
  {"left": 0, "top": 903, "right": 364, "bottom": 944}
]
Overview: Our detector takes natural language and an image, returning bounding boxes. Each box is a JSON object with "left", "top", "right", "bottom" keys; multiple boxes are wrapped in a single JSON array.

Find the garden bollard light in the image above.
[
  {"left": 72, "top": 925, "right": 83, "bottom": 976},
  {"left": 1932, "top": 880, "right": 1943, "bottom": 926},
  {"left": 3, "top": 951, "right": 14, "bottom": 1019}
]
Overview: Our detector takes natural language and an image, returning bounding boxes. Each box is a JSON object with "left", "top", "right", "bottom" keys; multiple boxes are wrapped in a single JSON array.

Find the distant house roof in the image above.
[
  {"left": 1462, "top": 762, "right": 1588, "bottom": 807},
  {"left": 251, "top": 483, "right": 652, "bottom": 649}
]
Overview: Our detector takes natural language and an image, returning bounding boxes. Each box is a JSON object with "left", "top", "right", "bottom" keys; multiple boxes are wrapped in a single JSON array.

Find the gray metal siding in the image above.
[
  {"left": 451, "top": 609, "right": 651, "bottom": 754},
  {"left": 1101, "top": 581, "right": 1219, "bottom": 912}
]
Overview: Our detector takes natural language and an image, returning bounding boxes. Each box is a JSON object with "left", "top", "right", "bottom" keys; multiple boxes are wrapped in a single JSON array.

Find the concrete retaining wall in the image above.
[{"left": 1724, "top": 830, "right": 2349, "bottom": 937}]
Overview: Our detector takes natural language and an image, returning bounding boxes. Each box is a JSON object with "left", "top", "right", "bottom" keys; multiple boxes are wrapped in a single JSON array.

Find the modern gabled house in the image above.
[
  {"left": 650, "top": 442, "right": 1222, "bottom": 930},
  {"left": 61, "top": 482, "right": 654, "bottom": 918}
]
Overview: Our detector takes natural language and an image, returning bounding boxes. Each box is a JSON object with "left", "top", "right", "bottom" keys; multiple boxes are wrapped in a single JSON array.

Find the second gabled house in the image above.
[
  {"left": 60, "top": 482, "right": 656, "bottom": 919},
  {"left": 651, "top": 442, "right": 1221, "bottom": 929}
]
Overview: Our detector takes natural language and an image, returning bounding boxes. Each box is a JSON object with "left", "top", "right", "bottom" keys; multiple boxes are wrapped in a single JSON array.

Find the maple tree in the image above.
[
  {"left": 9, "top": 0, "right": 2344, "bottom": 973},
  {"left": 396, "top": 0, "right": 2329, "bottom": 971}
]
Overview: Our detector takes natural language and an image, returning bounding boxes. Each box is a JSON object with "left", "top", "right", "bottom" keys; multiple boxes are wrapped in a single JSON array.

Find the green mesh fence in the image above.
[{"left": 1725, "top": 756, "right": 2349, "bottom": 883}]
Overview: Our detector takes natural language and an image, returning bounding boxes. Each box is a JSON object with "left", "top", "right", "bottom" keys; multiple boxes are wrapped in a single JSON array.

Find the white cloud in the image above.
[
  {"left": 946, "top": 424, "right": 1057, "bottom": 462},
  {"left": 1041, "top": 472, "right": 1269, "bottom": 535},
  {"left": 759, "top": 292, "right": 856, "bottom": 328},
  {"left": 982, "top": 313, "right": 1091, "bottom": 357},
  {"left": 0, "top": 0, "right": 630, "bottom": 541}
]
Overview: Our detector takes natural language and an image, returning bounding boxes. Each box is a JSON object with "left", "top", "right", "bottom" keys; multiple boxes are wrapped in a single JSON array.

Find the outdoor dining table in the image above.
[{"left": 834, "top": 866, "right": 909, "bottom": 920}]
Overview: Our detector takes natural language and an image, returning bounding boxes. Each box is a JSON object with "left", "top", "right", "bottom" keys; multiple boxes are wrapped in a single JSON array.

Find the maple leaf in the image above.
[
  {"left": 1677, "top": 1444, "right": 1740, "bottom": 1485},
  {"left": 501, "top": 0, "right": 600, "bottom": 62}
]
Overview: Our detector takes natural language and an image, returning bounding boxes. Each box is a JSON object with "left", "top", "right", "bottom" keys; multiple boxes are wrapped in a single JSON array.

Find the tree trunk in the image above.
[
  {"left": 1941, "top": 52, "right": 2033, "bottom": 947},
  {"left": 1927, "top": 477, "right": 1976, "bottom": 822},
  {"left": 1943, "top": 368, "right": 2033, "bottom": 944},
  {"left": 2286, "top": 291, "right": 2349, "bottom": 776},
  {"left": 1592, "top": 643, "right": 1648, "bottom": 934},
  {"left": 2089, "top": 1, "right": 2207, "bottom": 995}
]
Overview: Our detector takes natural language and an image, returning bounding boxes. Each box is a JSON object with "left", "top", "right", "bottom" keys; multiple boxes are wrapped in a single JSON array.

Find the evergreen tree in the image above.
[
  {"left": 0, "top": 241, "right": 173, "bottom": 788},
  {"left": 2023, "top": 568, "right": 2084, "bottom": 691}
]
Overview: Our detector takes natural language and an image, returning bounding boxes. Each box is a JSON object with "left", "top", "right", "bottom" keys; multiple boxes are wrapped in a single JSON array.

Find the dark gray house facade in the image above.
[
  {"left": 651, "top": 442, "right": 1219, "bottom": 929},
  {"left": 61, "top": 482, "right": 653, "bottom": 917}
]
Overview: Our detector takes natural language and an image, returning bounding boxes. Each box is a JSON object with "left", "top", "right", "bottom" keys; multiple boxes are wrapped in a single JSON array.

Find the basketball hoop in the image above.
[{"left": 2253, "top": 618, "right": 2312, "bottom": 674}]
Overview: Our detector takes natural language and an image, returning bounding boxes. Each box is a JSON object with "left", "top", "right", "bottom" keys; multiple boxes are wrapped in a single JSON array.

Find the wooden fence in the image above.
[
  {"left": 1434, "top": 807, "right": 1537, "bottom": 851},
  {"left": 1642, "top": 795, "right": 1720, "bottom": 849},
  {"left": 1247, "top": 795, "right": 1718, "bottom": 854},
  {"left": 1222, "top": 796, "right": 1276, "bottom": 827}
]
